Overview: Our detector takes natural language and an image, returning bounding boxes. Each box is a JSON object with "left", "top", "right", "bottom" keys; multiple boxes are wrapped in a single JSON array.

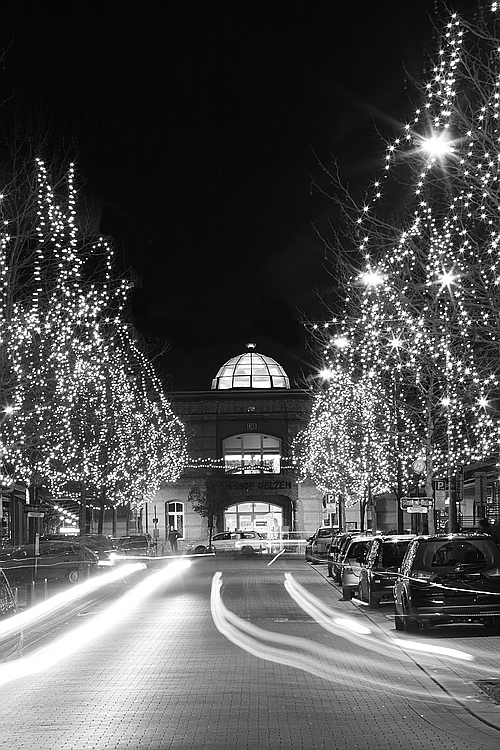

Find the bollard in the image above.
[
  {"left": 12, "top": 587, "right": 18, "bottom": 608},
  {"left": 43, "top": 578, "right": 48, "bottom": 600}
]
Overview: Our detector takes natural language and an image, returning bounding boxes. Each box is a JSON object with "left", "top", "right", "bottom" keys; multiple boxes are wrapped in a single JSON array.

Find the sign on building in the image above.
[{"left": 432, "top": 479, "right": 446, "bottom": 510}]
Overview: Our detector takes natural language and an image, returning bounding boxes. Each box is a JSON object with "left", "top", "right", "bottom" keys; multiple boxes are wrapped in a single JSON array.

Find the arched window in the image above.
[
  {"left": 223, "top": 433, "right": 281, "bottom": 474},
  {"left": 166, "top": 502, "right": 184, "bottom": 539}
]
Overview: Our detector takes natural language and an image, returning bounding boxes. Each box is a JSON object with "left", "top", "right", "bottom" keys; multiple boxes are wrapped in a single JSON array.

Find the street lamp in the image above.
[{"left": 420, "top": 131, "right": 454, "bottom": 158}]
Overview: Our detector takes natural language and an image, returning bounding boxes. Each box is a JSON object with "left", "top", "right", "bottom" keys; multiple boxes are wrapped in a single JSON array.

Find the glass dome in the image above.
[{"left": 211, "top": 348, "right": 290, "bottom": 390}]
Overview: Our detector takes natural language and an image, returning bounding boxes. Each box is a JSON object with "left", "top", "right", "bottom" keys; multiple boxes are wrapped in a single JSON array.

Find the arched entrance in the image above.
[{"left": 223, "top": 495, "right": 293, "bottom": 537}]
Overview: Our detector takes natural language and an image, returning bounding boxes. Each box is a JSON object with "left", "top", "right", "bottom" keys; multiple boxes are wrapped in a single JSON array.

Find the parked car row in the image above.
[
  {"left": 0, "top": 566, "right": 23, "bottom": 661},
  {"left": 304, "top": 526, "right": 336, "bottom": 564},
  {"left": 0, "top": 533, "right": 156, "bottom": 588},
  {"left": 308, "top": 527, "right": 500, "bottom": 634},
  {"left": 0, "top": 539, "right": 99, "bottom": 585}
]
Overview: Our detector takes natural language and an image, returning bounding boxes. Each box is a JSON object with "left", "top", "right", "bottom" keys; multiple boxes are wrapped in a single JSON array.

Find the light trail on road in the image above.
[
  {"left": 210, "top": 571, "right": 500, "bottom": 704},
  {"left": 267, "top": 549, "right": 286, "bottom": 566},
  {"left": 284, "top": 572, "right": 475, "bottom": 662},
  {"left": 0, "top": 559, "right": 191, "bottom": 687},
  {"left": 0, "top": 563, "right": 146, "bottom": 638}
]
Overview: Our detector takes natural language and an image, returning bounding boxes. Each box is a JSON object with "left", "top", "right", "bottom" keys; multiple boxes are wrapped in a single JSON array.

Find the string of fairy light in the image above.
[
  {"left": 0, "top": 158, "right": 187, "bottom": 513},
  {"left": 301, "top": 5, "right": 500, "bottom": 498}
]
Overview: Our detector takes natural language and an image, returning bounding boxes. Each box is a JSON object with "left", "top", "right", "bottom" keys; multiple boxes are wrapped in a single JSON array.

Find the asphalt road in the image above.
[{"left": 0, "top": 554, "right": 499, "bottom": 749}]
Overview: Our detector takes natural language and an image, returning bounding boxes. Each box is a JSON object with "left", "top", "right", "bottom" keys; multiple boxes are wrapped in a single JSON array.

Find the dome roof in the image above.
[{"left": 211, "top": 347, "right": 290, "bottom": 390}]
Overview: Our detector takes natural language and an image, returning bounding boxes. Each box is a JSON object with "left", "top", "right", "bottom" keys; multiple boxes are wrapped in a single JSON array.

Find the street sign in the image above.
[
  {"left": 400, "top": 497, "right": 433, "bottom": 507},
  {"left": 456, "top": 466, "right": 464, "bottom": 501},
  {"left": 406, "top": 507, "right": 429, "bottom": 514},
  {"left": 400, "top": 497, "right": 433, "bottom": 513},
  {"left": 433, "top": 479, "right": 446, "bottom": 509},
  {"left": 27, "top": 511, "right": 44, "bottom": 518},
  {"left": 411, "top": 459, "right": 426, "bottom": 474}
]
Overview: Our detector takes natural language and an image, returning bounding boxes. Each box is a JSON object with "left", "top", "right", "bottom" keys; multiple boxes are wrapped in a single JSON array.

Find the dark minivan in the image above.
[{"left": 394, "top": 534, "right": 500, "bottom": 633}]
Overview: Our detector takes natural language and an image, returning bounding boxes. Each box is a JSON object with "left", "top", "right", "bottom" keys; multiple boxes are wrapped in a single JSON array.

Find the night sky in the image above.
[{"left": 1, "top": 0, "right": 451, "bottom": 391}]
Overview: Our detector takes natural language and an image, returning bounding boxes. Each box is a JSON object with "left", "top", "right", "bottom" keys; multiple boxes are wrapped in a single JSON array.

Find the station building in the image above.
[{"left": 146, "top": 346, "right": 326, "bottom": 547}]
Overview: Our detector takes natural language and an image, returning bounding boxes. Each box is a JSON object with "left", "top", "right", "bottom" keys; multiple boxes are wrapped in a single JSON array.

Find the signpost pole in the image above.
[
  {"left": 448, "top": 471, "right": 458, "bottom": 533},
  {"left": 79, "top": 481, "right": 87, "bottom": 579}
]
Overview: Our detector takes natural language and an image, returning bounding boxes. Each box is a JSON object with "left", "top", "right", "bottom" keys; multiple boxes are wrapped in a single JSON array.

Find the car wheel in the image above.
[
  {"left": 241, "top": 546, "right": 254, "bottom": 555},
  {"left": 194, "top": 546, "right": 206, "bottom": 554},
  {"left": 342, "top": 586, "right": 352, "bottom": 600},
  {"left": 305, "top": 554, "right": 311, "bottom": 562},
  {"left": 311, "top": 557, "right": 319, "bottom": 565},
  {"left": 402, "top": 599, "right": 418, "bottom": 633},
  {"left": 67, "top": 569, "right": 80, "bottom": 584}
]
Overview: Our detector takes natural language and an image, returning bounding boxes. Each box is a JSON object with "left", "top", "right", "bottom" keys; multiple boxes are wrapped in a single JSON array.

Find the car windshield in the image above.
[
  {"left": 317, "top": 529, "right": 333, "bottom": 538},
  {"left": 415, "top": 539, "right": 498, "bottom": 572},
  {"left": 347, "top": 541, "right": 369, "bottom": 559},
  {"left": 119, "top": 538, "right": 148, "bottom": 548}
]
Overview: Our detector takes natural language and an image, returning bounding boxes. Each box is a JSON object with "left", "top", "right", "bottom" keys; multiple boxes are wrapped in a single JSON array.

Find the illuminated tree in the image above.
[
  {"left": 295, "top": 364, "right": 418, "bottom": 530},
  {"left": 305, "top": 6, "right": 500, "bottom": 532},
  {"left": 0, "top": 152, "right": 187, "bottom": 510}
]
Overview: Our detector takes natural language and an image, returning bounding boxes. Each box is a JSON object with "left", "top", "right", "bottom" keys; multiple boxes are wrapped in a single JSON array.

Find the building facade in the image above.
[{"left": 146, "top": 348, "right": 326, "bottom": 546}]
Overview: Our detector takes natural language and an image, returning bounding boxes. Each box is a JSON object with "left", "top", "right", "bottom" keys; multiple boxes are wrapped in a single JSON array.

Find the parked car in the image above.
[
  {"left": 185, "top": 530, "right": 265, "bottom": 555},
  {"left": 83, "top": 534, "right": 117, "bottom": 565},
  {"left": 113, "top": 534, "right": 155, "bottom": 560},
  {"left": 42, "top": 533, "right": 116, "bottom": 566},
  {"left": 327, "top": 531, "right": 362, "bottom": 582},
  {"left": 339, "top": 535, "right": 372, "bottom": 600},
  {"left": 0, "top": 565, "right": 23, "bottom": 661},
  {"left": 305, "top": 526, "right": 336, "bottom": 564},
  {"left": 0, "top": 539, "right": 98, "bottom": 585},
  {"left": 357, "top": 535, "right": 414, "bottom": 608},
  {"left": 394, "top": 534, "right": 500, "bottom": 633}
]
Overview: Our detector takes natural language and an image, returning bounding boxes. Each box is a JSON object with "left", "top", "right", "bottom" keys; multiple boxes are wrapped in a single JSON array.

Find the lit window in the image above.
[
  {"left": 166, "top": 501, "right": 184, "bottom": 539},
  {"left": 223, "top": 433, "right": 281, "bottom": 474},
  {"left": 212, "top": 351, "right": 290, "bottom": 390}
]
